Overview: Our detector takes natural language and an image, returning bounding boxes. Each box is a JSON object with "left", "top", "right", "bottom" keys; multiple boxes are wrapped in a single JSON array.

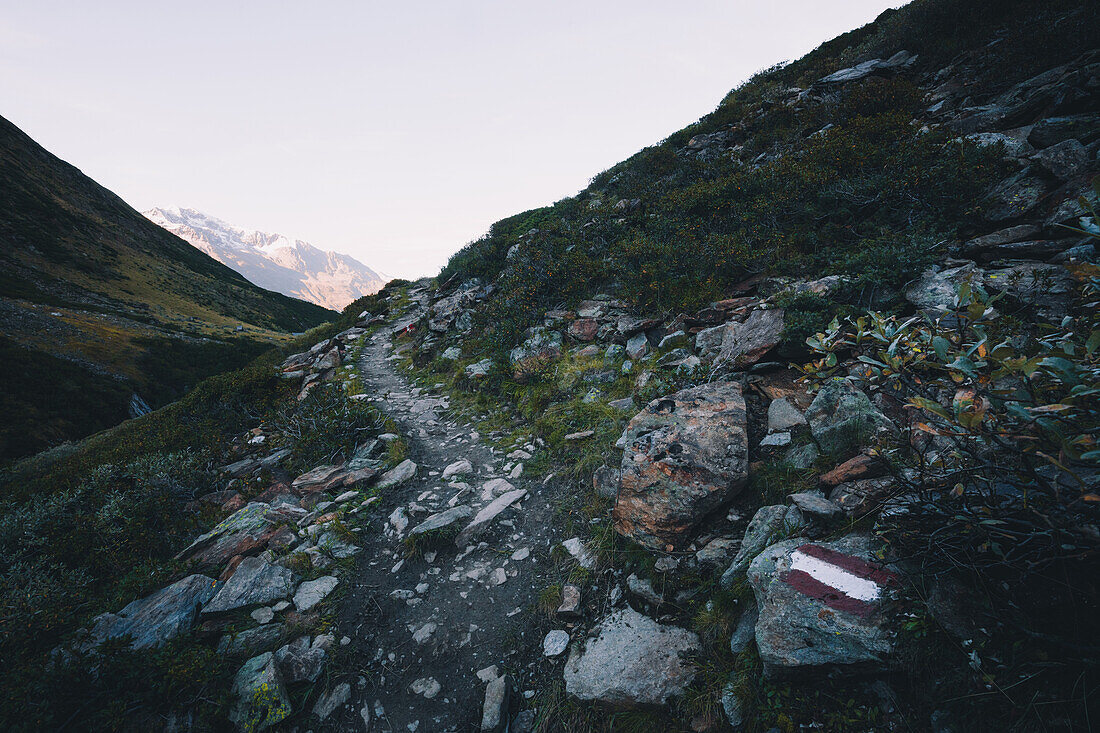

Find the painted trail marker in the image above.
[{"left": 781, "top": 543, "right": 897, "bottom": 617}]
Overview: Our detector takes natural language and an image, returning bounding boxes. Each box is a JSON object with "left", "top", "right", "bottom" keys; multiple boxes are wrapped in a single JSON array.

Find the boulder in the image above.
[
  {"left": 625, "top": 332, "right": 650, "bottom": 360},
  {"left": 274, "top": 636, "right": 327, "bottom": 684},
  {"left": 982, "top": 262, "right": 1075, "bottom": 321},
  {"left": 87, "top": 574, "right": 216, "bottom": 649},
  {"left": 829, "top": 477, "right": 896, "bottom": 516},
  {"left": 465, "top": 358, "right": 495, "bottom": 379},
  {"left": 218, "top": 624, "right": 287, "bottom": 658},
  {"left": 905, "top": 262, "right": 982, "bottom": 311},
  {"left": 509, "top": 328, "right": 563, "bottom": 378},
  {"left": 982, "top": 171, "right": 1046, "bottom": 221},
  {"left": 229, "top": 652, "right": 292, "bottom": 731},
  {"left": 177, "top": 502, "right": 302, "bottom": 568},
  {"left": 1031, "top": 138, "right": 1089, "bottom": 180},
  {"left": 748, "top": 535, "right": 898, "bottom": 676},
  {"left": 1028, "top": 114, "right": 1100, "bottom": 148},
  {"left": 767, "top": 397, "right": 806, "bottom": 433},
  {"left": 408, "top": 505, "right": 473, "bottom": 536},
  {"left": 202, "top": 557, "right": 298, "bottom": 615},
  {"left": 695, "top": 537, "right": 741, "bottom": 570},
  {"left": 481, "top": 673, "right": 512, "bottom": 732},
  {"left": 293, "top": 576, "right": 338, "bottom": 612},
  {"left": 713, "top": 309, "right": 785, "bottom": 368},
  {"left": 613, "top": 382, "right": 749, "bottom": 550},
  {"left": 720, "top": 504, "right": 807, "bottom": 587},
  {"left": 563, "top": 607, "right": 701, "bottom": 709},
  {"left": 816, "top": 51, "right": 915, "bottom": 85},
  {"left": 804, "top": 379, "right": 895, "bottom": 458},
  {"left": 442, "top": 458, "right": 473, "bottom": 479}
]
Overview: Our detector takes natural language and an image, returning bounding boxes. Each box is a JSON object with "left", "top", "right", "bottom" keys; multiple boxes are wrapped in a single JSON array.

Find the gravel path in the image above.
[{"left": 329, "top": 328, "right": 564, "bottom": 732}]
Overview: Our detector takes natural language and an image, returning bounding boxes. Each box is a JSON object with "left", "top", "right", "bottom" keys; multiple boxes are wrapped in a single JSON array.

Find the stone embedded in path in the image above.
[
  {"left": 480, "top": 478, "right": 516, "bottom": 500},
  {"left": 313, "top": 681, "right": 351, "bottom": 721},
  {"left": 442, "top": 458, "right": 473, "bottom": 479},
  {"left": 748, "top": 534, "right": 898, "bottom": 675},
  {"left": 408, "top": 505, "right": 474, "bottom": 536},
  {"left": 455, "top": 488, "right": 528, "bottom": 546},
  {"left": 230, "top": 652, "right": 292, "bottom": 731},
  {"left": 203, "top": 556, "right": 298, "bottom": 615},
  {"left": 557, "top": 584, "right": 582, "bottom": 616},
  {"left": 563, "top": 606, "right": 701, "bottom": 709},
  {"left": 274, "top": 636, "right": 327, "bottom": 684},
  {"left": 613, "top": 382, "right": 749, "bottom": 550},
  {"left": 543, "top": 629, "right": 570, "bottom": 657},
  {"left": 87, "top": 574, "right": 216, "bottom": 650},
  {"left": 410, "top": 677, "right": 442, "bottom": 699},
  {"left": 378, "top": 459, "right": 418, "bottom": 488},
  {"left": 562, "top": 537, "right": 595, "bottom": 568},
  {"left": 481, "top": 673, "right": 512, "bottom": 732},
  {"left": 293, "top": 576, "right": 339, "bottom": 612}
]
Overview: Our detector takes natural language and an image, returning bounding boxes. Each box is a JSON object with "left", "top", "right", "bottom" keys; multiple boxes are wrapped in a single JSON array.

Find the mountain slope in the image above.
[
  {"left": 0, "top": 114, "right": 336, "bottom": 461},
  {"left": 144, "top": 206, "right": 386, "bottom": 310}
]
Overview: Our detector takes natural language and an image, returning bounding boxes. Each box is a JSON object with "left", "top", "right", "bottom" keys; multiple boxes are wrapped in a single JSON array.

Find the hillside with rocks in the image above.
[
  {"left": 0, "top": 116, "right": 334, "bottom": 462},
  {"left": 1, "top": 0, "right": 1098, "bottom": 731}
]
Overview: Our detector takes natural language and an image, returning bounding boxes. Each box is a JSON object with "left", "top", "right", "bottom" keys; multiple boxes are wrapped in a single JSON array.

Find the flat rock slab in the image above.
[
  {"left": 564, "top": 606, "right": 700, "bottom": 709},
  {"left": 748, "top": 534, "right": 898, "bottom": 676},
  {"left": 378, "top": 459, "right": 418, "bottom": 488},
  {"left": 408, "top": 505, "right": 473, "bottom": 536},
  {"left": 456, "top": 488, "right": 528, "bottom": 546},
  {"left": 177, "top": 502, "right": 302, "bottom": 568},
  {"left": 613, "top": 381, "right": 748, "bottom": 550},
  {"left": 294, "top": 576, "right": 339, "bottom": 612},
  {"left": 88, "top": 574, "right": 216, "bottom": 649},
  {"left": 203, "top": 556, "right": 298, "bottom": 615}
]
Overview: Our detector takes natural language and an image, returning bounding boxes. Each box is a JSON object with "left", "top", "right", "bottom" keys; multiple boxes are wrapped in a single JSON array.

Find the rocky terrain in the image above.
[
  {"left": 1, "top": 1, "right": 1097, "bottom": 731},
  {"left": 145, "top": 207, "right": 386, "bottom": 311}
]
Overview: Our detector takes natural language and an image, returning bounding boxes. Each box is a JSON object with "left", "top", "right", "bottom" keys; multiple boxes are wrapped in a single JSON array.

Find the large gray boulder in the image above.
[
  {"left": 202, "top": 557, "right": 298, "bottom": 615},
  {"left": 905, "top": 262, "right": 982, "bottom": 311},
  {"left": 748, "top": 534, "right": 897, "bottom": 676},
  {"left": 804, "top": 379, "right": 895, "bottom": 458},
  {"left": 229, "top": 652, "right": 292, "bottom": 731},
  {"left": 613, "top": 382, "right": 749, "bottom": 550},
  {"left": 87, "top": 574, "right": 216, "bottom": 649},
  {"left": 563, "top": 606, "right": 701, "bottom": 709},
  {"left": 714, "top": 308, "right": 785, "bottom": 369}
]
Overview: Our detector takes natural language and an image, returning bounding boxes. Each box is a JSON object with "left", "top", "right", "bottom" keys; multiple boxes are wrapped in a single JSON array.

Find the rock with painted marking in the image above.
[
  {"left": 613, "top": 382, "right": 749, "bottom": 550},
  {"left": 563, "top": 606, "right": 700, "bottom": 709},
  {"left": 748, "top": 534, "right": 897, "bottom": 675}
]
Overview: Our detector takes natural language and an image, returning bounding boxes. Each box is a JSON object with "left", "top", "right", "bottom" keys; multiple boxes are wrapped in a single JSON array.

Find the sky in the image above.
[{"left": 0, "top": 1, "right": 905, "bottom": 279}]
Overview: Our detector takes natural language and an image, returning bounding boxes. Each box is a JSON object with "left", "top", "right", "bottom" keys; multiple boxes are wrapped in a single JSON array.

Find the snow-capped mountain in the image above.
[{"left": 143, "top": 206, "right": 385, "bottom": 311}]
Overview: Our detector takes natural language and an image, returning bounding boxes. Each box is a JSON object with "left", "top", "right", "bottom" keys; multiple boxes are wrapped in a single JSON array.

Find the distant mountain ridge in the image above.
[{"left": 144, "top": 206, "right": 385, "bottom": 310}]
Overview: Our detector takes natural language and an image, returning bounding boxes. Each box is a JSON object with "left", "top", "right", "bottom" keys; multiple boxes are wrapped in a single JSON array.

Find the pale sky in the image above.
[{"left": 1, "top": 1, "right": 904, "bottom": 279}]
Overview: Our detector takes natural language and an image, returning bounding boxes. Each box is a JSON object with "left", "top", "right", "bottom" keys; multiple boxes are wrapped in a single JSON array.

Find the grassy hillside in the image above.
[
  {"left": 0, "top": 114, "right": 336, "bottom": 461},
  {"left": 440, "top": 0, "right": 1098, "bottom": 348}
]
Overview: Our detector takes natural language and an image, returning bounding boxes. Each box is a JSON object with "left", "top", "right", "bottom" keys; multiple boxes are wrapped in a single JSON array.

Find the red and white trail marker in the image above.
[{"left": 781, "top": 543, "right": 897, "bottom": 617}]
